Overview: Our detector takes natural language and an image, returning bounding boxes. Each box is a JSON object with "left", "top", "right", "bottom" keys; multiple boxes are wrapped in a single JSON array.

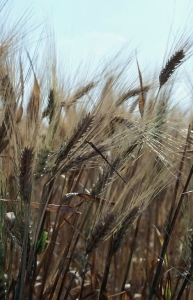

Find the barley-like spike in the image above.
[
  {"left": 0, "top": 74, "right": 16, "bottom": 107},
  {"left": 27, "top": 75, "right": 40, "bottom": 123},
  {"left": 159, "top": 49, "right": 185, "bottom": 88},
  {"left": 100, "top": 76, "right": 114, "bottom": 100},
  {"left": 112, "top": 207, "right": 139, "bottom": 253},
  {"left": 61, "top": 82, "right": 95, "bottom": 107},
  {"left": 90, "top": 157, "right": 121, "bottom": 196},
  {"left": 8, "top": 174, "right": 17, "bottom": 201},
  {"left": 34, "top": 148, "right": 50, "bottom": 180},
  {"left": 19, "top": 147, "right": 34, "bottom": 203},
  {"left": 19, "top": 58, "right": 24, "bottom": 101},
  {"left": 46, "top": 146, "right": 106, "bottom": 186},
  {"left": 0, "top": 120, "right": 9, "bottom": 152},
  {"left": 0, "top": 122, "right": 6, "bottom": 141},
  {"left": 0, "top": 139, "right": 8, "bottom": 154},
  {"left": 110, "top": 116, "right": 134, "bottom": 131},
  {"left": 136, "top": 58, "right": 145, "bottom": 117},
  {"left": 116, "top": 86, "right": 149, "bottom": 107},
  {"left": 3, "top": 107, "right": 11, "bottom": 133},
  {"left": 16, "top": 103, "right": 23, "bottom": 124},
  {"left": 121, "top": 142, "right": 139, "bottom": 159},
  {"left": 71, "top": 82, "right": 95, "bottom": 103},
  {"left": 0, "top": 75, "right": 16, "bottom": 136},
  {"left": 42, "top": 89, "right": 55, "bottom": 123},
  {"left": 55, "top": 113, "right": 94, "bottom": 165},
  {"left": 86, "top": 213, "right": 116, "bottom": 254},
  {"left": 58, "top": 146, "right": 106, "bottom": 174},
  {"left": 90, "top": 168, "right": 113, "bottom": 197}
]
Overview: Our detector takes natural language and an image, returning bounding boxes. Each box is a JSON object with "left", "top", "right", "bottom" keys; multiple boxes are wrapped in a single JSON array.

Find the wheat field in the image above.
[{"left": 0, "top": 2, "right": 193, "bottom": 300}]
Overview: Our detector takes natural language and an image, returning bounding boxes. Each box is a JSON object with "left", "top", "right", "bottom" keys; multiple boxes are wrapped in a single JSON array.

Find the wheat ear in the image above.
[
  {"left": 159, "top": 49, "right": 185, "bottom": 88},
  {"left": 86, "top": 213, "right": 116, "bottom": 254}
]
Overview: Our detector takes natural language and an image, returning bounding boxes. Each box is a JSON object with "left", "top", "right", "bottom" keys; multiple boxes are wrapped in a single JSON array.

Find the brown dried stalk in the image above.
[{"left": 1, "top": 197, "right": 82, "bottom": 214}]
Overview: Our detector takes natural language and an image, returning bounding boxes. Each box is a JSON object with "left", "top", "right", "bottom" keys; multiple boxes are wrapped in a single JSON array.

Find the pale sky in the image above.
[
  {"left": 8, "top": 1, "right": 192, "bottom": 68},
  {"left": 4, "top": 0, "right": 193, "bottom": 99}
]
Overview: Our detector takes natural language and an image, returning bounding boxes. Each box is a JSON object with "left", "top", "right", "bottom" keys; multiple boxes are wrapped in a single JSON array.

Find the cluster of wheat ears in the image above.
[{"left": 1, "top": 3, "right": 193, "bottom": 300}]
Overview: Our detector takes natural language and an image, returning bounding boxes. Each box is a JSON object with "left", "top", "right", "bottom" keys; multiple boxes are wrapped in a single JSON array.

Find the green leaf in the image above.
[{"left": 36, "top": 231, "right": 48, "bottom": 254}]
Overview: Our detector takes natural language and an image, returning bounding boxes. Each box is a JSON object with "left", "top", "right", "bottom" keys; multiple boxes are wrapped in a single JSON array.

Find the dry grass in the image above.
[{"left": 0, "top": 4, "right": 193, "bottom": 300}]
